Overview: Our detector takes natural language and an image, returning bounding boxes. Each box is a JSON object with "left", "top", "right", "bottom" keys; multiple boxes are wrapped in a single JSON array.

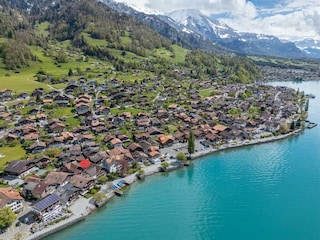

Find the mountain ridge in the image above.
[{"left": 103, "top": 0, "right": 316, "bottom": 59}]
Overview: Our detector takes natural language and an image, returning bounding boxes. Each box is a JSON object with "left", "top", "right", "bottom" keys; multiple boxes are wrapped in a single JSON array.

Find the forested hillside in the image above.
[{"left": 0, "top": 0, "right": 262, "bottom": 89}]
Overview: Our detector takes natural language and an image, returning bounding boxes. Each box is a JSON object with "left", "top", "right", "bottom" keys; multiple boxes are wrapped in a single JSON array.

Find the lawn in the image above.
[
  {"left": 0, "top": 146, "right": 26, "bottom": 171},
  {"left": 111, "top": 107, "right": 144, "bottom": 116},
  {"left": 34, "top": 21, "right": 50, "bottom": 38},
  {"left": 48, "top": 107, "right": 74, "bottom": 119},
  {"left": 200, "top": 89, "right": 213, "bottom": 98},
  {"left": 63, "top": 117, "right": 81, "bottom": 130}
]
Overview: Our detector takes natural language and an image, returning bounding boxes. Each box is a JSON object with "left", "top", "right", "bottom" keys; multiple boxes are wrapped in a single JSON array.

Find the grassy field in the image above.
[
  {"left": 64, "top": 117, "right": 81, "bottom": 130},
  {"left": 48, "top": 107, "right": 74, "bottom": 118},
  {"left": 34, "top": 21, "right": 50, "bottom": 38},
  {"left": 111, "top": 107, "right": 144, "bottom": 116},
  {"left": 200, "top": 89, "right": 213, "bottom": 98},
  {"left": 0, "top": 146, "right": 26, "bottom": 171}
]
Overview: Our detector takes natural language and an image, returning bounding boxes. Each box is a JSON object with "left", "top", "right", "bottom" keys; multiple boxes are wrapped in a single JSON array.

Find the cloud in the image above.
[
  {"left": 114, "top": 0, "right": 320, "bottom": 40},
  {"left": 223, "top": 5, "right": 320, "bottom": 40}
]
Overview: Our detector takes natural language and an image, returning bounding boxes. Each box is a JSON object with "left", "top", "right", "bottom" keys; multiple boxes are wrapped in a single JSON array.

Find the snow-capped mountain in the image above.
[
  {"left": 112, "top": 0, "right": 163, "bottom": 15},
  {"left": 101, "top": 0, "right": 309, "bottom": 58},
  {"left": 294, "top": 39, "right": 320, "bottom": 58},
  {"left": 168, "top": 9, "right": 238, "bottom": 40},
  {"left": 167, "top": 9, "right": 305, "bottom": 58}
]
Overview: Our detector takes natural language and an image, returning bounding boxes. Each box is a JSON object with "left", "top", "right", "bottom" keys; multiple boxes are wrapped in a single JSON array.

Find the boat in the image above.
[
  {"left": 307, "top": 122, "right": 317, "bottom": 129},
  {"left": 114, "top": 189, "right": 123, "bottom": 196},
  {"left": 305, "top": 94, "right": 316, "bottom": 99}
]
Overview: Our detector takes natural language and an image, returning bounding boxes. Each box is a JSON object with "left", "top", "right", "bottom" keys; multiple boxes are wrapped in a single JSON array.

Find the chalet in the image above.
[
  {"left": 48, "top": 121, "right": 65, "bottom": 133},
  {"left": 11, "top": 102, "right": 24, "bottom": 110},
  {"left": 96, "top": 106, "right": 110, "bottom": 116},
  {"left": 128, "top": 142, "right": 144, "bottom": 153},
  {"left": 148, "top": 126, "right": 164, "bottom": 136},
  {"left": 158, "top": 135, "right": 174, "bottom": 147},
  {"left": 108, "top": 148, "right": 135, "bottom": 166},
  {"left": 132, "top": 151, "right": 149, "bottom": 162},
  {"left": 31, "top": 88, "right": 44, "bottom": 97},
  {"left": 91, "top": 121, "right": 105, "bottom": 130},
  {"left": 47, "top": 137, "right": 64, "bottom": 148},
  {"left": 61, "top": 131, "right": 74, "bottom": 142},
  {"left": 117, "top": 134, "right": 130, "bottom": 143},
  {"left": 54, "top": 95, "right": 71, "bottom": 107},
  {"left": 74, "top": 97, "right": 90, "bottom": 105},
  {"left": 69, "top": 175, "right": 95, "bottom": 192},
  {"left": 4, "top": 133, "right": 18, "bottom": 142},
  {"left": 28, "top": 107, "right": 40, "bottom": 115},
  {"left": 36, "top": 113, "right": 47, "bottom": 122},
  {"left": 156, "top": 109, "right": 169, "bottom": 119},
  {"left": 89, "top": 151, "right": 108, "bottom": 164},
  {"left": 75, "top": 134, "right": 94, "bottom": 144},
  {"left": 82, "top": 164, "right": 105, "bottom": 179},
  {"left": 29, "top": 141, "right": 46, "bottom": 153},
  {"left": 16, "top": 117, "right": 36, "bottom": 127},
  {"left": 110, "top": 138, "right": 122, "bottom": 148},
  {"left": 82, "top": 147, "right": 100, "bottom": 159},
  {"left": 149, "top": 150, "right": 161, "bottom": 160},
  {"left": 54, "top": 183, "right": 81, "bottom": 206},
  {"left": 75, "top": 102, "right": 91, "bottom": 116},
  {"left": 205, "top": 132, "right": 220, "bottom": 144},
  {"left": 0, "top": 187, "right": 24, "bottom": 213},
  {"left": 134, "top": 133, "right": 151, "bottom": 142},
  {"left": 65, "top": 83, "right": 80, "bottom": 93},
  {"left": 32, "top": 155, "right": 50, "bottom": 168},
  {"left": 173, "top": 131, "right": 186, "bottom": 143},
  {"left": 213, "top": 124, "right": 229, "bottom": 133},
  {"left": 104, "top": 156, "right": 126, "bottom": 173},
  {"left": 4, "top": 160, "right": 37, "bottom": 178},
  {"left": 0, "top": 112, "right": 12, "bottom": 120},
  {"left": 112, "top": 116, "right": 125, "bottom": 126},
  {"left": 72, "top": 126, "right": 89, "bottom": 134},
  {"left": 136, "top": 119, "right": 150, "bottom": 130},
  {"left": 31, "top": 182, "right": 55, "bottom": 199},
  {"left": 63, "top": 161, "right": 83, "bottom": 175}
]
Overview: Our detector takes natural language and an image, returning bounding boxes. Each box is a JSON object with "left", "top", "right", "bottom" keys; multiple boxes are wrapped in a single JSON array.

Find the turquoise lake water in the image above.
[{"left": 47, "top": 81, "right": 320, "bottom": 240}]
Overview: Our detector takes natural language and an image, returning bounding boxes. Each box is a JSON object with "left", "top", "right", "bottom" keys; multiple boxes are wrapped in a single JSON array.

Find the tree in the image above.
[
  {"left": 305, "top": 99, "right": 309, "bottom": 111},
  {"left": 0, "top": 207, "right": 16, "bottom": 229},
  {"left": 97, "top": 175, "right": 108, "bottom": 185},
  {"left": 187, "top": 130, "right": 195, "bottom": 157},
  {"left": 92, "top": 192, "right": 106, "bottom": 203},
  {"left": 68, "top": 68, "right": 73, "bottom": 76},
  {"left": 176, "top": 152, "right": 187, "bottom": 162},
  {"left": 161, "top": 162, "right": 169, "bottom": 169}
]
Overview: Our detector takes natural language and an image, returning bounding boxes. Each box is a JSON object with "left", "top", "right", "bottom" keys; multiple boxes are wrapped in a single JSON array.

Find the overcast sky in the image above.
[{"left": 114, "top": 0, "right": 320, "bottom": 41}]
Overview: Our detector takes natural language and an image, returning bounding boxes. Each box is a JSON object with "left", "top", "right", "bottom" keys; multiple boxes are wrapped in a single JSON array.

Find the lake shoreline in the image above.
[{"left": 25, "top": 128, "right": 304, "bottom": 240}]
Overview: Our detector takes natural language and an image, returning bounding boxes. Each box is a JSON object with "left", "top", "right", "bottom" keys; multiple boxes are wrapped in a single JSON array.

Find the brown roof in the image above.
[
  {"left": 213, "top": 124, "right": 228, "bottom": 132},
  {"left": 0, "top": 187, "right": 23, "bottom": 208},
  {"left": 158, "top": 135, "right": 174, "bottom": 145},
  {"left": 0, "top": 187, "right": 23, "bottom": 200},
  {"left": 149, "top": 151, "right": 160, "bottom": 157},
  {"left": 32, "top": 182, "right": 49, "bottom": 196},
  {"left": 110, "top": 138, "right": 122, "bottom": 145},
  {"left": 24, "top": 133, "right": 39, "bottom": 141},
  {"left": 45, "top": 171, "right": 71, "bottom": 185},
  {"left": 69, "top": 175, "right": 94, "bottom": 189},
  {"left": 128, "top": 143, "right": 143, "bottom": 152}
]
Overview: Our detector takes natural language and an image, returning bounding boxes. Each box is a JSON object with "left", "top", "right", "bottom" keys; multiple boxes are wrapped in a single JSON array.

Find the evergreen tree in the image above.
[
  {"left": 188, "top": 130, "right": 195, "bottom": 157},
  {"left": 68, "top": 68, "right": 73, "bottom": 76}
]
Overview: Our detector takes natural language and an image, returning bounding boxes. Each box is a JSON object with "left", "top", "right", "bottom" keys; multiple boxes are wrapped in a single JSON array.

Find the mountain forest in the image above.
[{"left": 0, "top": 0, "right": 264, "bottom": 89}]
